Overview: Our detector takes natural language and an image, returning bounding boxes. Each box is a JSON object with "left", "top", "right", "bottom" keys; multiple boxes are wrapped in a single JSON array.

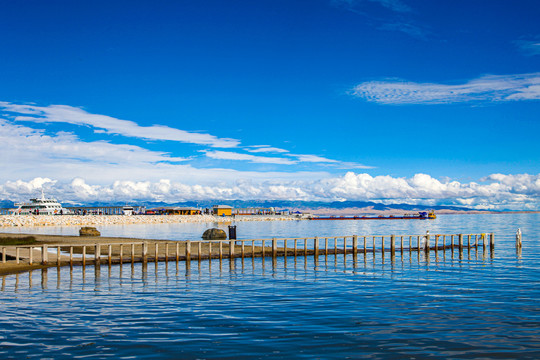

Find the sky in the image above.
[{"left": 0, "top": 0, "right": 539, "bottom": 209}]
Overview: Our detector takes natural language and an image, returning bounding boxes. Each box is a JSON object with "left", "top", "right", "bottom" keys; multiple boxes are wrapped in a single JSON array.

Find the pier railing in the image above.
[{"left": 1, "top": 233, "right": 494, "bottom": 268}]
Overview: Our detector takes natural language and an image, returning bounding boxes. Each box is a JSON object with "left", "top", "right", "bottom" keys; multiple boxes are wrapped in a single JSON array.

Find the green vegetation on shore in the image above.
[{"left": 0, "top": 236, "right": 37, "bottom": 246}]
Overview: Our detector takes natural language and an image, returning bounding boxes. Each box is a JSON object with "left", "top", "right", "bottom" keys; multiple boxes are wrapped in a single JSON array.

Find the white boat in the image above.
[{"left": 13, "top": 190, "right": 69, "bottom": 215}]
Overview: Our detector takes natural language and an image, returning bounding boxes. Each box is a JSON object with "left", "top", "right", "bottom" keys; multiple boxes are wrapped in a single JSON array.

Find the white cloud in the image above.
[
  {"left": 293, "top": 154, "right": 339, "bottom": 163},
  {"left": 333, "top": 0, "right": 411, "bottom": 13},
  {"left": 515, "top": 38, "right": 540, "bottom": 56},
  {"left": 0, "top": 102, "right": 239, "bottom": 148},
  {"left": 290, "top": 154, "right": 373, "bottom": 169},
  {"left": 204, "top": 150, "right": 373, "bottom": 169},
  {"left": 0, "top": 118, "right": 329, "bottom": 184},
  {"left": 0, "top": 119, "right": 186, "bottom": 165},
  {"left": 1, "top": 172, "right": 539, "bottom": 210},
  {"left": 245, "top": 145, "right": 289, "bottom": 153},
  {"left": 203, "top": 150, "right": 297, "bottom": 165},
  {"left": 0, "top": 101, "right": 374, "bottom": 173},
  {"left": 351, "top": 72, "right": 540, "bottom": 104}
]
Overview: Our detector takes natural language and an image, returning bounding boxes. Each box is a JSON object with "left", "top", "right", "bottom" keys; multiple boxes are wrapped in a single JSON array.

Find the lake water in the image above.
[{"left": 1, "top": 214, "right": 539, "bottom": 359}]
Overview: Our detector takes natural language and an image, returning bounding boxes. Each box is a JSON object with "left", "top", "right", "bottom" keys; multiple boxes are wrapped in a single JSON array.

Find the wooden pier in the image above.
[{"left": 0, "top": 233, "right": 494, "bottom": 272}]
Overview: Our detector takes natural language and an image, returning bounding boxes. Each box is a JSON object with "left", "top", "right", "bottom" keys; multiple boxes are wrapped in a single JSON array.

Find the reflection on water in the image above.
[{"left": 1, "top": 214, "right": 539, "bottom": 359}]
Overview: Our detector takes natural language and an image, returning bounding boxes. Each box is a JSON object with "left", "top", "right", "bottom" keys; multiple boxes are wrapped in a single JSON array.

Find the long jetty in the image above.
[{"left": 1, "top": 233, "right": 494, "bottom": 272}]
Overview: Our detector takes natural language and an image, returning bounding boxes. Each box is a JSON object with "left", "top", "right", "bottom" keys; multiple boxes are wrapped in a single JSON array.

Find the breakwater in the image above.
[{"left": 0, "top": 214, "right": 299, "bottom": 227}]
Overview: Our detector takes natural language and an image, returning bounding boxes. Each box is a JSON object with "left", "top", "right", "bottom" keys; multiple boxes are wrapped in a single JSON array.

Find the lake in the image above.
[{"left": 1, "top": 213, "right": 539, "bottom": 359}]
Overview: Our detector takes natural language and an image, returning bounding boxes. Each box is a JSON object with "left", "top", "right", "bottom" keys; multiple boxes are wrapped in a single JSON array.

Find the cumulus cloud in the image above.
[
  {"left": 1, "top": 173, "right": 539, "bottom": 210},
  {"left": 0, "top": 102, "right": 239, "bottom": 148},
  {"left": 351, "top": 72, "right": 540, "bottom": 104}
]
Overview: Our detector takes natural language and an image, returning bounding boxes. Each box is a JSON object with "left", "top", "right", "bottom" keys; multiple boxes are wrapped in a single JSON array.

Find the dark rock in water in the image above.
[
  {"left": 79, "top": 227, "right": 101, "bottom": 236},
  {"left": 202, "top": 228, "right": 227, "bottom": 240}
]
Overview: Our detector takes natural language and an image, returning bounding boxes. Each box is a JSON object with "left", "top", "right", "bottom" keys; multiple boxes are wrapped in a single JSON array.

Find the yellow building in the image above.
[{"left": 212, "top": 205, "right": 233, "bottom": 216}]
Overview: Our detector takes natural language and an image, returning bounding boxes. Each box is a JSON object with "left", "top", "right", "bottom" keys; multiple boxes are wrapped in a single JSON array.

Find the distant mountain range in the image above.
[{"left": 0, "top": 199, "right": 474, "bottom": 212}]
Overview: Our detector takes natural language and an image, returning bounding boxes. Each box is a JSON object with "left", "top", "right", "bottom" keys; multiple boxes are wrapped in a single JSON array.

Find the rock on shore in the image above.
[{"left": 0, "top": 214, "right": 300, "bottom": 228}]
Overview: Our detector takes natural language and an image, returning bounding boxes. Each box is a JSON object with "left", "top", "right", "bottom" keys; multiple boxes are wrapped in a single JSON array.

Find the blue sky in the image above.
[{"left": 0, "top": 0, "right": 539, "bottom": 208}]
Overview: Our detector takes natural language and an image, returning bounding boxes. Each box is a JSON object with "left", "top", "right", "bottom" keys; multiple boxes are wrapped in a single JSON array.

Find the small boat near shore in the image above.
[{"left": 310, "top": 211, "right": 436, "bottom": 220}]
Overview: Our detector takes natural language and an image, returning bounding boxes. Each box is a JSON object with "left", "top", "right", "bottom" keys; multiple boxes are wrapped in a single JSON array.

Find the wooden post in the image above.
[
  {"left": 324, "top": 238, "right": 328, "bottom": 255},
  {"left": 314, "top": 237, "right": 319, "bottom": 258},
  {"left": 108, "top": 244, "right": 112, "bottom": 265},
  {"left": 352, "top": 235, "right": 358, "bottom": 256},
  {"left": 198, "top": 242, "right": 202, "bottom": 262},
  {"left": 208, "top": 242, "right": 212, "bottom": 260},
  {"left": 229, "top": 239, "right": 235, "bottom": 259},
  {"left": 57, "top": 246, "right": 61, "bottom": 266},
  {"left": 381, "top": 236, "right": 385, "bottom": 257},
  {"left": 131, "top": 244, "right": 135, "bottom": 263},
  {"left": 490, "top": 233, "right": 495, "bottom": 251},
  {"left": 435, "top": 235, "right": 439, "bottom": 252},
  {"left": 284, "top": 239, "right": 287, "bottom": 258},
  {"left": 458, "top": 234, "right": 463, "bottom": 253},
  {"left": 241, "top": 241, "right": 245, "bottom": 258},
  {"left": 16, "top": 247, "right": 20, "bottom": 264},
  {"left": 409, "top": 236, "right": 412, "bottom": 254},
  {"left": 82, "top": 246, "right": 86, "bottom": 266},
  {"left": 219, "top": 241, "right": 223, "bottom": 260},
  {"left": 252, "top": 240, "right": 255, "bottom": 258},
  {"left": 262, "top": 240, "right": 266, "bottom": 257},
  {"left": 442, "top": 235, "right": 446, "bottom": 254},
  {"left": 185, "top": 241, "right": 191, "bottom": 262},
  {"left": 373, "top": 236, "right": 376, "bottom": 256},
  {"left": 363, "top": 236, "right": 367, "bottom": 254},
  {"left": 400, "top": 236, "right": 403, "bottom": 253},
  {"left": 294, "top": 239, "right": 297, "bottom": 257},
  {"left": 94, "top": 244, "right": 100, "bottom": 265},
  {"left": 272, "top": 238, "right": 277, "bottom": 258},
  {"left": 482, "top": 234, "right": 486, "bottom": 251},
  {"left": 142, "top": 242, "right": 148, "bottom": 263},
  {"left": 1, "top": 247, "right": 6, "bottom": 263},
  {"left": 29, "top": 246, "right": 33, "bottom": 265},
  {"left": 451, "top": 235, "right": 454, "bottom": 253},
  {"left": 119, "top": 244, "right": 123, "bottom": 264},
  {"left": 343, "top": 237, "right": 347, "bottom": 256},
  {"left": 425, "top": 233, "right": 430, "bottom": 254},
  {"left": 155, "top": 243, "right": 159, "bottom": 262},
  {"left": 305, "top": 238, "right": 308, "bottom": 256},
  {"left": 390, "top": 235, "right": 395, "bottom": 257},
  {"left": 417, "top": 236, "right": 420, "bottom": 252},
  {"left": 467, "top": 235, "right": 471, "bottom": 249},
  {"left": 176, "top": 242, "right": 179, "bottom": 262},
  {"left": 165, "top": 243, "right": 168, "bottom": 262},
  {"left": 42, "top": 245, "right": 48, "bottom": 265}
]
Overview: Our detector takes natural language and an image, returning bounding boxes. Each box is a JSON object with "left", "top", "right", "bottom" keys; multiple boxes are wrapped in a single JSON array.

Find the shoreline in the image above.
[{"left": 0, "top": 214, "right": 301, "bottom": 228}]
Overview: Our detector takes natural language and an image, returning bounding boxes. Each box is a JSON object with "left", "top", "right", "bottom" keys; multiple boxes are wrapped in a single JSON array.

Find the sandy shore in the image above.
[
  {"left": 0, "top": 232, "right": 273, "bottom": 276},
  {"left": 0, "top": 214, "right": 301, "bottom": 228}
]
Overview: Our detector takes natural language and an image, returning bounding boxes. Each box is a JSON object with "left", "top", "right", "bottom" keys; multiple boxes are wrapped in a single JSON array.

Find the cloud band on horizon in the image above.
[{"left": 1, "top": 172, "right": 539, "bottom": 211}]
